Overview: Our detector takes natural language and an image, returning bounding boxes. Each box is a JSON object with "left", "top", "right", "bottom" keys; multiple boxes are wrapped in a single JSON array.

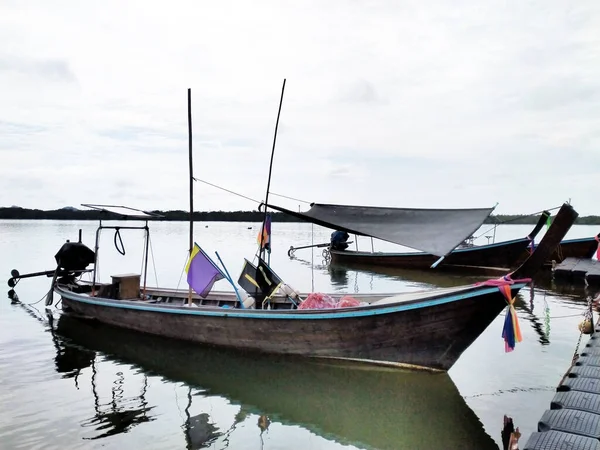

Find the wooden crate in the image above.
[{"left": 111, "top": 273, "right": 141, "bottom": 300}]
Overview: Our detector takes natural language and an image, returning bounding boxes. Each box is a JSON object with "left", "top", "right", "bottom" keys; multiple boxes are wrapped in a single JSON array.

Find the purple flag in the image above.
[{"left": 185, "top": 243, "right": 225, "bottom": 297}]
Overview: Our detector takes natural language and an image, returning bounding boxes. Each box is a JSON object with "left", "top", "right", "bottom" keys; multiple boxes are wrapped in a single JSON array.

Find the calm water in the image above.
[{"left": 1, "top": 220, "right": 598, "bottom": 449}]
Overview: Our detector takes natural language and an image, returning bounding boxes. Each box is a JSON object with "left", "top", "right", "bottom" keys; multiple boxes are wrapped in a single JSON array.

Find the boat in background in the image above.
[
  {"left": 328, "top": 210, "right": 551, "bottom": 272},
  {"left": 273, "top": 202, "right": 551, "bottom": 273}
]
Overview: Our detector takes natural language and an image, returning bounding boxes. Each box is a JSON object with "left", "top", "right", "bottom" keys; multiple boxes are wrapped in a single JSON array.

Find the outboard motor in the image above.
[
  {"left": 46, "top": 239, "right": 95, "bottom": 306},
  {"left": 330, "top": 230, "right": 350, "bottom": 251},
  {"left": 54, "top": 241, "right": 95, "bottom": 272}
]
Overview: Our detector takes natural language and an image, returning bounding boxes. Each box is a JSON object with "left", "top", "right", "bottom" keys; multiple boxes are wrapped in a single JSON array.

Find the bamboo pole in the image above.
[
  {"left": 259, "top": 79, "right": 286, "bottom": 262},
  {"left": 187, "top": 88, "right": 194, "bottom": 305}
]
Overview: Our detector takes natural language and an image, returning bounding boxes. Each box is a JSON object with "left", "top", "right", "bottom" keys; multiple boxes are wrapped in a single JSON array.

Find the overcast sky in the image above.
[{"left": 1, "top": 0, "right": 599, "bottom": 215}]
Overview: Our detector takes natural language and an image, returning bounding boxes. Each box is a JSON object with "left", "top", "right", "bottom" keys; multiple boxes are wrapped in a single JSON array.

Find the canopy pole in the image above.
[
  {"left": 259, "top": 78, "right": 286, "bottom": 262},
  {"left": 370, "top": 237, "right": 374, "bottom": 253},
  {"left": 311, "top": 223, "right": 315, "bottom": 292},
  {"left": 214, "top": 251, "right": 244, "bottom": 308},
  {"left": 355, "top": 235, "right": 358, "bottom": 251},
  {"left": 431, "top": 256, "right": 445, "bottom": 269},
  {"left": 187, "top": 88, "right": 194, "bottom": 305},
  {"left": 142, "top": 221, "right": 149, "bottom": 298}
]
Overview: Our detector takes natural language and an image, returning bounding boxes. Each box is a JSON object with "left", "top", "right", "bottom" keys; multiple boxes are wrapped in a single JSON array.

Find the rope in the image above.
[
  {"left": 27, "top": 293, "right": 48, "bottom": 306},
  {"left": 193, "top": 178, "right": 260, "bottom": 204},
  {"left": 548, "top": 313, "right": 588, "bottom": 319},
  {"left": 149, "top": 234, "right": 159, "bottom": 287},
  {"left": 193, "top": 177, "right": 311, "bottom": 207},
  {"left": 113, "top": 228, "right": 125, "bottom": 255},
  {"left": 473, "top": 205, "right": 562, "bottom": 240},
  {"left": 569, "top": 295, "right": 594, "bottom": 365},
  {"left": 270, "top": 192, "right": 311, "bottom": 204},
  {"left": 176, "top": 250, "right": 189, "bottom": 291},
  {"left": 140, "top": 232, "right": 146, "bottom": 276}
]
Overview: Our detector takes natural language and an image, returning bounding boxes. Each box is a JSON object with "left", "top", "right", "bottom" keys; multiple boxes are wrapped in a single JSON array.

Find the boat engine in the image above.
[{"left": 54, "top": 241, "right": 96, "bottom": 272}]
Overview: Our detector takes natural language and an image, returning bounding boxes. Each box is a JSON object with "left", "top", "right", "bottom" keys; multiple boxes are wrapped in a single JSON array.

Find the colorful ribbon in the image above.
[
  {"left": 529, "top": 238, "right": 535, "bottom": 255},
  {"left": 499, "top": 284, "right": 523, "bottom": 352},
  {"left": 475, "top": 274, "right": 528, "bottom": 352}
]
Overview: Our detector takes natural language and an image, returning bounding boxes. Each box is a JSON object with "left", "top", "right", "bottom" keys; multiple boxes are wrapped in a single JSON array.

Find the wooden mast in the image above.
[
  {"left": 187, "top": 88, "right": 194, "bottom": 305},
  {"left": 259, "top": 78, "right": 286, "bottom": 263}
]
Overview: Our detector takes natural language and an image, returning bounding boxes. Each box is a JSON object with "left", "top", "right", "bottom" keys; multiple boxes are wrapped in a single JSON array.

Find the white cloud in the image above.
[{"left": 1, "top": 0, "right": 599, "bottom": 215}]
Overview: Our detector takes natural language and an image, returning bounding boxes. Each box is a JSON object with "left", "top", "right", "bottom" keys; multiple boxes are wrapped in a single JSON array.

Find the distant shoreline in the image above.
[{"left": 1, "top": 207, "right": 599, "bottom": 225}]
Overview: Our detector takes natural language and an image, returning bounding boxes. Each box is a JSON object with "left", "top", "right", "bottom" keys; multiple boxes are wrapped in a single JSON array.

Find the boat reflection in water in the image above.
[{"left": 49, "top": 312, "right": 500, "bottom": 450}]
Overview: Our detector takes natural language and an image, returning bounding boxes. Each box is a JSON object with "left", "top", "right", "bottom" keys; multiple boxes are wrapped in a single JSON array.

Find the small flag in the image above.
[
  {"left": 595, "top": 235, "right": 600, "bottom": 260},
  {"left": 238, "top": 257, "right": 282, "bottom": 303},
  {"left": 546, "top": 215, "right": 552, "bottom": 230},
  {"left": 186, "top": 243, "right": 225, "bottom": 297},
  {"left": 257, "top": 214, "right": 271, "bottom": 253}
]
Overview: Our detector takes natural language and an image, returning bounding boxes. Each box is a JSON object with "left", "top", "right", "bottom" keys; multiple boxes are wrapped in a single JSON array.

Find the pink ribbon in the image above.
[{"left": 475, "top": 275, "right": 532, "bottom": 287}]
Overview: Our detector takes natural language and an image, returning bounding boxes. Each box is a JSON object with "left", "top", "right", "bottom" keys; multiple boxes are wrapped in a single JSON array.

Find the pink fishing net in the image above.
[{"left": 298, "top": 293, "right": 362, "bottom": 310}]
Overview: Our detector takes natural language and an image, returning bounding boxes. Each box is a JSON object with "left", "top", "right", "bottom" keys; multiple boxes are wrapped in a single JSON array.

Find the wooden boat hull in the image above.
[
  {"left": 57, "top": 283, "right": 525, "bottom": 371},
  {"left": 330, "top": 237, "right": 531, "bottom": 271},
  {"left": 332, "top": 233, "right": 600, "bottom": 272}
]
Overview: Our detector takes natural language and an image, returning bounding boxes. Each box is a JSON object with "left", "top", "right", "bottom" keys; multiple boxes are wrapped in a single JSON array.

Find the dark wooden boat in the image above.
[
  {"left": 20, "top": 202, "right": 572, "bottom": 372},
  {"left": 331, "top": 231, "right": 600, "bottom": 275},
  {"left": 268, "top": 201, "right": 557, "bottom": 273},
  {"left": 329, "top": 224, "right": 542, "bottom": 271}
]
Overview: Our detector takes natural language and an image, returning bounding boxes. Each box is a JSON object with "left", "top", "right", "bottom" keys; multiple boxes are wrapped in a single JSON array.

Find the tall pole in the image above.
[
  {"left": 259, "top": 78, "right": 286, "bottom": 262},
  {"left": 187, "top": 88, "right": 194, "bottom": 305}
]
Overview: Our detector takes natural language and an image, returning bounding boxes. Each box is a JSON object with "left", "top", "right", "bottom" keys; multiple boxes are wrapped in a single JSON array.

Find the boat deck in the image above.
[
  {"left": 554, "top": 257, "right": 600, "bottom": 286},
  {"left": 523, "top": 325, "right": 600, "bottom": 449}
]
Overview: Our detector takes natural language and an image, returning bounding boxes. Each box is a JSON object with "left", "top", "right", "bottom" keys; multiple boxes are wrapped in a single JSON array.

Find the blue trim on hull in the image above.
[
  {"left": 57, "top": 283, "right": 527, "bottom": 320},
  {"left": 560, "top": 236, "right": 596, "bottom": 244}
]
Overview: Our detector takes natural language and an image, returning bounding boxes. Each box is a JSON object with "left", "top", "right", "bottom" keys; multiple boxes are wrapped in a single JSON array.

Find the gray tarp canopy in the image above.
[{"left": 265, "top": 202, "right": 496, "bottom": 257}]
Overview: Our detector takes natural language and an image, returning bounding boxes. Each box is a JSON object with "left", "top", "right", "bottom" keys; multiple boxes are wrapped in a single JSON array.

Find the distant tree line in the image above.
[{"left": 0, "top": 207, "right": 598, "bottom": 225}]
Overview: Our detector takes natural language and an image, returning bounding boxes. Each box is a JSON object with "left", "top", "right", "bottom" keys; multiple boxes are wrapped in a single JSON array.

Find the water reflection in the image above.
[
  {"left": 81, "top": 363, "right": 155, "bottom": 440},
  {"left": 50, "top": 312, "right": 500, "bottom": 450}
]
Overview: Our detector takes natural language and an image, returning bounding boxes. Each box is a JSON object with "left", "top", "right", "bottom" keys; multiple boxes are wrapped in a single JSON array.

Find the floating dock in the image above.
[
  {"left": 524, "top": 324, "right": 600, "bottom": 449},
  {"left": 553, "top": 257, "right": 600, "bottom": 286}
]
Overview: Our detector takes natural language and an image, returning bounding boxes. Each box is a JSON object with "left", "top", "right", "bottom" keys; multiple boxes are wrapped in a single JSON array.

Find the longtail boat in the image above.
[
  {"left": 7, "top": 201, "right": 577, "bottom": 372},
  {"left": 4, "top": 86, "right": 579, "bottom": 371},
  {"left": 272, "top": 202, "right": 555, "bottom": 272},
  {"left": 277, "top": 203, "right": 599, "bottom": 273},
  {"left": 328, "top": 210, "right": 551, "bottom": 271}
]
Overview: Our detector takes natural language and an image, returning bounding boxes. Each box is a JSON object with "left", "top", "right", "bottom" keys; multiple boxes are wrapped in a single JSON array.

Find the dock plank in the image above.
[
  {"left": 537, "top": 409, "right": 600, "bottom": 439},
  {"left": 524, "top": 430, "right": 600, "bottom": 450},
  {"left": 551, "top": 391, "right": 600, "bottom": 415},
  {"left": 553, "top": 257, "right": 600, "bottom": 286},
  {"left": 567, "top": 365, "right": 600, "bottom": 379}
]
